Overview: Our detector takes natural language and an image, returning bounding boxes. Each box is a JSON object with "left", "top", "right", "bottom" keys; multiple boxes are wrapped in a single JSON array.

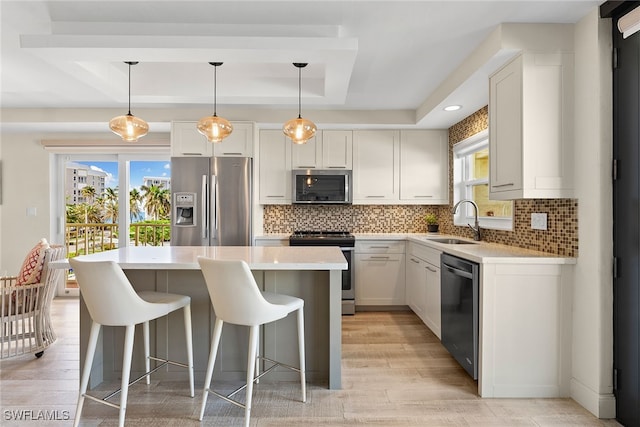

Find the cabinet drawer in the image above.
[
  {"left": 408, "top": 242, "right": 441, "bottom": 266},
  {"left": 356, "top": 240, "right": 405, "bottom": 254}
]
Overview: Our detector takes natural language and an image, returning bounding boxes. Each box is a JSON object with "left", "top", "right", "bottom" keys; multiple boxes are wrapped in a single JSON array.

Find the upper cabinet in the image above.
[
  {"left": 322, "top": 130, "right": 353, "bottom": 169},
  {"left": 353, "top": 130, "right": 400, "bottom": 204},
  {"left": 259, "top": 130, "right": 292, "bottom": 205},
  {"left": 171, "top": 121, "right": 212, "bottom": 156},
  {"left": 171, "top": 121, "right": 254, "bottom": 157},
  {"left": 213, "top": 122, "right": 254, "bottom": 157},
  {"left": 291, "top": 130, "right": 353, "bottom": 169},
  {"left": 399, "top": 130, "right": 448, "bottom": 204},
  {"left": 489, "top": 52, "right": 574, "bottom": 200}
]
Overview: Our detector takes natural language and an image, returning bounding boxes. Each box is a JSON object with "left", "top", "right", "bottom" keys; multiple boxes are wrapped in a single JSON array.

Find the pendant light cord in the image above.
[
  {"left": 213, "top": 64, "right": 218, "bottom": 117},
  {"left": 127, "top": 62, "right": 132, "bottom": 115},
  {"left": 297, "top": 65, "right": 302, "bottom": 119}
]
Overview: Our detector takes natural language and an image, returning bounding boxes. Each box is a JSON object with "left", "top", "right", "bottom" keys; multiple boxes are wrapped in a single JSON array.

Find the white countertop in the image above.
[
  {"left": 49, "top": 246, "right": 348, "bottom": 271},
  {"left": 254, "top": 233, "right": 576, "bottom": 265}
]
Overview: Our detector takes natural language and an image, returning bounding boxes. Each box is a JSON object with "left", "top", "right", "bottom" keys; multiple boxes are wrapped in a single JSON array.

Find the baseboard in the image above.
[{"left": 570, "top": 378, "right": 616, "bottom": 419}]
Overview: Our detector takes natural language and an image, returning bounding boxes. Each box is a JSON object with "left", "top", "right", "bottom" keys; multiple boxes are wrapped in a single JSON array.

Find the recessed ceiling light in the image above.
[{"left": 444, "top": 105, "right": 462, "bottom": 112}]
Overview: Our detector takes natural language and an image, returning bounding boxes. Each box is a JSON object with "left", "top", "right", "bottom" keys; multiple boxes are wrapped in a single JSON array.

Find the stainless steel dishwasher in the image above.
[{"left": 440, "top": 253, "right": 479, "bottom": 380}]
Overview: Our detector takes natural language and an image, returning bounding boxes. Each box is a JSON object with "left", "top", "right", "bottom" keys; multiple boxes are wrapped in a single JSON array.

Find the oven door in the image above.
[{"left": 341, "top": 247, "right": 355, "bottom": 315}]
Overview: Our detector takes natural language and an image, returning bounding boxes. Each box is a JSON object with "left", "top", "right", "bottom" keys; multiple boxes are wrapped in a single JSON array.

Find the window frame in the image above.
[{"left": 452, "top": 129, "right": 513, "bottom": 231}]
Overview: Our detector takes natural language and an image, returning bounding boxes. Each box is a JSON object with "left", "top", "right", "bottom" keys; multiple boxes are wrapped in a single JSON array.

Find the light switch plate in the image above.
[{"left": 531, "top": 213, "right": 547, "bottom": 230}]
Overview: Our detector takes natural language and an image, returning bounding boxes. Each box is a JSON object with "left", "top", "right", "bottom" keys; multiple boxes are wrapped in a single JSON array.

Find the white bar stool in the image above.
[
  {"left": 197, "top": 257, "right": 306, "bottom": 427},
  {"left": 69, "top": 258, "right": 194, "bottom": 427}
]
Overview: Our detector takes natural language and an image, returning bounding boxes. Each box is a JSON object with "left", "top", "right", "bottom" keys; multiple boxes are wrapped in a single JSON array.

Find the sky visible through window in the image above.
[{"left": 76, "top": 161, "right": 171, "bottom": 191}]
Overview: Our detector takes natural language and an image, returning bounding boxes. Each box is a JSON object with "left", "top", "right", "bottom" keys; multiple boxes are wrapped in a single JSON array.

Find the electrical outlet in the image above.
[{"left": 531, "top": 213, "right": 548, "bottom": 230}]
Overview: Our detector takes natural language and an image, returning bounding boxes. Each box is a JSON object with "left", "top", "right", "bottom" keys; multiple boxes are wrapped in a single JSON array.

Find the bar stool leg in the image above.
[
  {"left": 244, "top": 325, "right": 259, "bottom": 427},
  {"left": 118, "top": 325, "right": 135, "bottom": 427},
  {"left": 297, "top": 307, "right": 306, "bottom": 402},
  {"left": 73, "top": 321, "right": 101, "bottom": 427},
  {"left": 199, "top": 318, "right": 223, "bottom": 421},
  {"left": 183, "top": 305, "right": 194, "bottom": 397},
  {"left": 143, "top": 321, "right": 150, "bottom": 385},
  {"left": 255, "top": 329, "right": 260, "bottom": 384}
]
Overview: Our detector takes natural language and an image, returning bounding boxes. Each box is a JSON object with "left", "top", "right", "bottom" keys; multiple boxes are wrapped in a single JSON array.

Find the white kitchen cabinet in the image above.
[
  {"left": 489, "top": 52, "right": 574, "bottom": 200},
  {"left": 355, "top": 240, "right": 405, "bottom": 306},
  {"left": 259, "top": 130, "right": 292, "bottom": 204},
  {"left": 171, "top": 121, "right": 254, "bottom": 157},
  {"left": 353, "top": 130, "right": 400, "bottom": 204},
  {"left": 406, "top": 242, "right": 441, "bottom": 338},
  {"left": 291, "top": 130, "right": 352, "bottom": 170},
  {"left": 171, "top": 121, "right": 212, "bottom": 156},
  {"left": 322, "top": 130, "right": 353, "bottom": 169},
  {"left": 291, "top": 134, "right": 321, "bottom": 169},
  {"left": 400, "top": 130, "right": 448, "bottom": 204},
  {"left": 213, "top": 122, "right": 254, "bottom": 157},
  {"left": 406, "top": 253, "right": 427, "bottom": 321}
]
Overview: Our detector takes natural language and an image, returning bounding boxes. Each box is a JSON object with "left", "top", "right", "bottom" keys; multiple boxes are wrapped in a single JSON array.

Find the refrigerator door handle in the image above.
[
  {"left": 201, "top": 174, "right": 208, "bottom": 239},
  {"left": 211, "top": 175, "right": 218, "bottom": 234}
]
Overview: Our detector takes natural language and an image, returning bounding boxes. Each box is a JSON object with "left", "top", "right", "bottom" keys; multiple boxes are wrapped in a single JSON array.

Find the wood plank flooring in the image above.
[{"left": 0, "top": 298, "right": 622, "bottom": 426}]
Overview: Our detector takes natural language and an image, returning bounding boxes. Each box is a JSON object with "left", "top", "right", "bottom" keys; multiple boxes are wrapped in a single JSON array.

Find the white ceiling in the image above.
[{"left": 0, "top": 0, "right": 602, "bottom": 132}]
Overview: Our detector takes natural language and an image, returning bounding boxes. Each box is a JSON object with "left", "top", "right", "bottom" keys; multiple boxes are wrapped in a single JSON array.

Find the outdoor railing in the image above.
[{"left": 65, "top": 222, "right": 171, "bottom": 257}]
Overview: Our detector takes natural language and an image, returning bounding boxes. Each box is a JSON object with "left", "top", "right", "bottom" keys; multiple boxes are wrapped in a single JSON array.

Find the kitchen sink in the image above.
[{"left": 428, "top": 238, "right": 477, "bottom": 245}]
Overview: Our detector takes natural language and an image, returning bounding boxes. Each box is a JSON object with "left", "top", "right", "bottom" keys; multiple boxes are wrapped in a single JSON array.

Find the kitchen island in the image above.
[{"left": 50, "top": 246, "right": 347, "bottom": 390}]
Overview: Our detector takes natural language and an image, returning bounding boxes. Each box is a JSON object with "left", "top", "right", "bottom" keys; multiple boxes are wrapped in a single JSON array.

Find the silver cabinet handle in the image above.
[
  {"left": 266, "top": 195, "right": 284, "bottom": 198},
  {"left": 370, "top": 246, "right": 389, "bottom": 249},
  {"left": 493, "top": 182, "right": 514, "bottom": 188},
  {"left": 295, "top": 166, "right": 316, "bottom": 169},
  {"left": 366, "top": 195, "right": 385, "bottom": 198},
  {"left": 426, "top": 265, "right": 437, "bottom": 273},
  {"left": 413, "top": 195, "right": 434, "bottom": 198},
  {"left": 221, "top": 152, "right": 243, "bottom": 155},
  {"left": 327, "top": 166, "right": 346, "bottom": 169},
  {"left": 368, "top": 256, "right": 390, "bottom": 260},
  {"left": 410, "top": 258, "right": 420, "bottom": 264}
]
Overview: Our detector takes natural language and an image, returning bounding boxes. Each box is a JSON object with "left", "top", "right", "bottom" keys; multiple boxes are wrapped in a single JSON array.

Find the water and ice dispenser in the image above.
[{"left": 173, "top": 192, "right": 196, "bottom": 226}]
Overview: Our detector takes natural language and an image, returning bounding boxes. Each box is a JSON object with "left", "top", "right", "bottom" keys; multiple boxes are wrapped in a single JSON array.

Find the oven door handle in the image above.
[{"left": 442, "top": 263, "right": 473, "bottom": 279}]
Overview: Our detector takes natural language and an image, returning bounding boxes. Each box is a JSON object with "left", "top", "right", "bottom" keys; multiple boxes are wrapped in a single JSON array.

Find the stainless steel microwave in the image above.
[{"left": 292, "top": 169, "right": 352, "bottom": 204}]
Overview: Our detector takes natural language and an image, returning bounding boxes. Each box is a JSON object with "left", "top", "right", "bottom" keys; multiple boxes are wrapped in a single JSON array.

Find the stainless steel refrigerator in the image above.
[{"left": 171, "top": 157, "right": 252, "bottom": 246}]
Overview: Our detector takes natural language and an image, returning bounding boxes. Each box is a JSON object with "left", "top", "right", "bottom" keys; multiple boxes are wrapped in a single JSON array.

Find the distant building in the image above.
[
  {"left": 142, "top": 176, "right": 171, "bottom": 191},
  {"left": 65, "top": 162, "right": 107, "bottom": 205}
]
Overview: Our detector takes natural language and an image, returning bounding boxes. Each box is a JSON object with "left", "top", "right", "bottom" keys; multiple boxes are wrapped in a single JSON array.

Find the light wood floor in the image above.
[{"left": 0, "top": 298, "right": 622, "bottom": 426}]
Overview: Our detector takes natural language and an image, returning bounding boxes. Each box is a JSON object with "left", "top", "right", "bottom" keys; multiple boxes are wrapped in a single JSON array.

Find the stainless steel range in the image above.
[{"left": 289, "top": 231, "right": 356, "bottom": 315}]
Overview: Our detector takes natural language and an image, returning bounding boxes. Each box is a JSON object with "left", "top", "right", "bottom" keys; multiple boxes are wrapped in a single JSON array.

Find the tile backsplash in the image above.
[
  {"left": 262, "top": 106, "right": 578, "bottom": 257},
  {"left": 263, "top": 204, "right": 440, "bottom": 234}
]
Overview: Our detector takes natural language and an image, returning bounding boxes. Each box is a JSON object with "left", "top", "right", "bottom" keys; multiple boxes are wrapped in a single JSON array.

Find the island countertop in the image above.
[{"left": 50, "top": 245, "right": 348, "bottom": 271}]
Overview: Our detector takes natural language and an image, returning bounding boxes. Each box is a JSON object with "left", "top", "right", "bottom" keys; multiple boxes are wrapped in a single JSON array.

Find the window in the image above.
[{"left": 453, "top": 130, "right": 513, "bottom": 231}]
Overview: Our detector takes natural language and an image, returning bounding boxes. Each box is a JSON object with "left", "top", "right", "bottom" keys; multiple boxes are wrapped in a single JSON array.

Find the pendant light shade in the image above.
[
  {"left": 283, "top": 63, "right": 316, "bottom": 145},
  {"left": 197, "top": 62, "right": 233, "bottom": 143},
  {"left": 109, "top": 61, "right": 149, "bottom": 142}
]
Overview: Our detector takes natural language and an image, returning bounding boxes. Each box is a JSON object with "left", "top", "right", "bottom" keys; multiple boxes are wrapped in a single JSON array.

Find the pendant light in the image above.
[
  {"left": 109, "top": 61, "right": 149, "bottom": 142},
  {"left": 283, "top": 63, "right": 317, "bottom": 145},
  {"left": 197, "top": 62, "right": 233, "bottom": 143}
]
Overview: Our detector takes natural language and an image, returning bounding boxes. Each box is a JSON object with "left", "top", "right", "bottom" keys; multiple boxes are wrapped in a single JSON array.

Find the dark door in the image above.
[{"left": 613, "top": 10, "right": 640, "bottom": 426}]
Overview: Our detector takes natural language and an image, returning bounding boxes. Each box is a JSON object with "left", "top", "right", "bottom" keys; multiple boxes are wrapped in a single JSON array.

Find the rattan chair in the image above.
[{"left": 0, "top": 245, "right": 66, "bottom": 359}]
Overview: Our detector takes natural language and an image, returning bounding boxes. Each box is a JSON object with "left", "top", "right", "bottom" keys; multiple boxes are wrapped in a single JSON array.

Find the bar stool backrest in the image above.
[
  {"left": 70, "top": 258, "right": 165, "bottom": 326},
  {"left": 197, "top": 257, "right": 290, "bottom": 326}
]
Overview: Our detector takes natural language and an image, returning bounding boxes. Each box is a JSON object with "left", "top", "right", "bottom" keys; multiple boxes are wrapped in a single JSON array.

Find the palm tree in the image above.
[
  {"left": 141, "top": 184, "right": 171, "bottom": 221},
  {"left": 129, "top": 188, "right": 143, "bottom": 222},
  {"left": 80, "top": 185, "right": 96, "bottom": 205},
  {"left": 103, "top": 187, "right": 118, "bottom": 223}
]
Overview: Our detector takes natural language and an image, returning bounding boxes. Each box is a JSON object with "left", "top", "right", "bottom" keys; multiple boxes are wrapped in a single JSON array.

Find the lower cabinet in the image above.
[
  {"left": 406, "top": 242, "right": 441, "bottom": 338},
  {"left": 355, "top": 240, "right": 405, "bottom": 306}
]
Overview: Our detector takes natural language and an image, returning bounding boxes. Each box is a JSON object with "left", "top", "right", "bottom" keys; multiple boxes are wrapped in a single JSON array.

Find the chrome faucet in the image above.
[{"left": 452, "top": 199, "right": 481, "bottom": 241}]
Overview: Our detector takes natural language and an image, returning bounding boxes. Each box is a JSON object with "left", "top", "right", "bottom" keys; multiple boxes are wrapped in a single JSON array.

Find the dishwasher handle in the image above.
[{"left": 442, "top": 262, "right": 473, "bottom": 279}]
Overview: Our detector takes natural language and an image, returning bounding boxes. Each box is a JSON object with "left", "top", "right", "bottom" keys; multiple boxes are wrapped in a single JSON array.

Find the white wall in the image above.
[
  {"left": 0, "top": 132, "right": 55, "bottom": 273},
  {"left": 571, "top": 9, "right": 615, "bottom": 418}
]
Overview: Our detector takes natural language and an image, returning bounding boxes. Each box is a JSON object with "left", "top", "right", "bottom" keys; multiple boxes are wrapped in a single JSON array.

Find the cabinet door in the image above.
[
  {"left": 406, "top": 255, "right": 427, "bottom": 321},
  {"left": 353, "top": 130, "right": 399, "bottom": 203},
  {"left": 171, "top": 121, "right": 212, "bottom": 156},
  {"left": 291, "top": 134, "right": 321, "bottom": 169},
  {"left": 355, "top": 253, "right": 405, "bottom": 305},
  {"left": 259, "top": 130, "right": 292, "bottom": 204},
  {"left": 400, "top": 130, "right": 448, "bottom": 204},
  {"left": 322, "top": 130, "right": 353, "bottom": 169},
  {"left": 424, "top": 262, "right": 441, "bottom": 339},
  {"left": 213, "top": 122, "right": 254, "bottom": 157},
  {"left": 489, "top": 55, "right": 523, "bottom": 196}
]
